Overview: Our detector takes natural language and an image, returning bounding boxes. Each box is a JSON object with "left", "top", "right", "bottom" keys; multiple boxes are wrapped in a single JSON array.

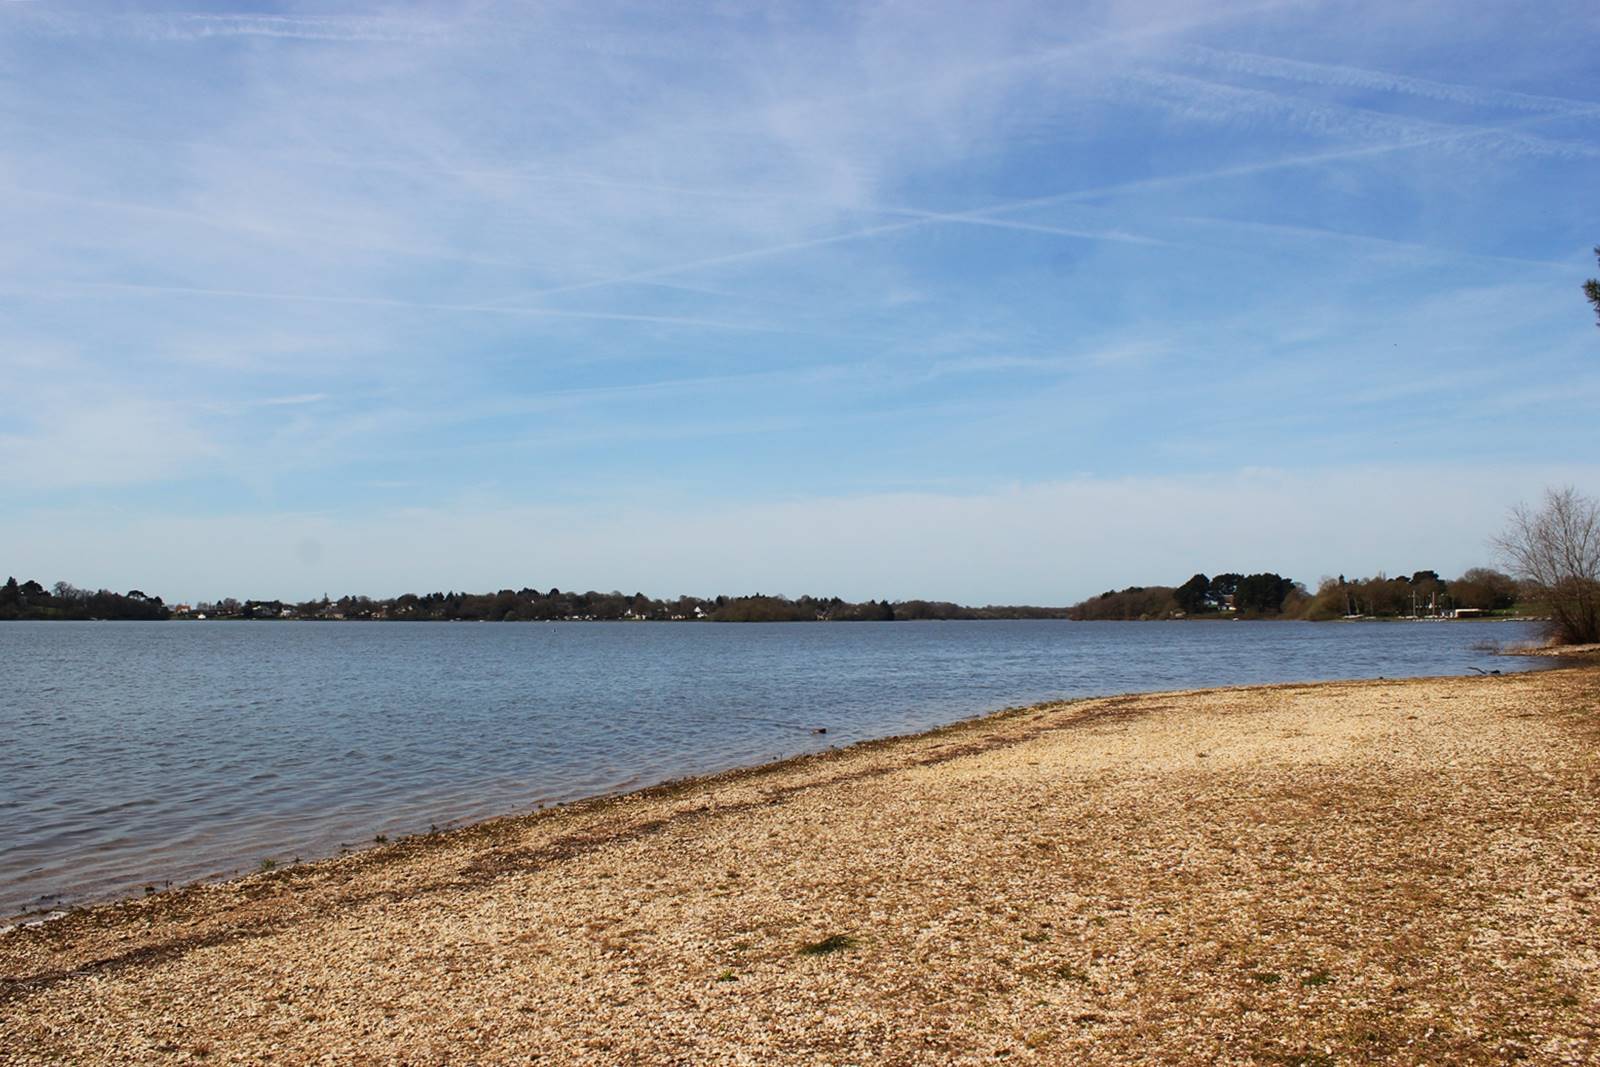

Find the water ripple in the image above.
[{"left": 0, "top": 618, "right": 1546, "bottom": 914}]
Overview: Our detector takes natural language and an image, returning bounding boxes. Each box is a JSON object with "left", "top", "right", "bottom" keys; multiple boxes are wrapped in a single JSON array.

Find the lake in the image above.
[{"left": 0, "top": 618, "right": 1545, "bottom": 916}]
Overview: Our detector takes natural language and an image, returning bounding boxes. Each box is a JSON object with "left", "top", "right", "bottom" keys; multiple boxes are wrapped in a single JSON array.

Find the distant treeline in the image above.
[
  {"left": 1069, "top": 568, "right": 1523, "bottom": 621},
  {"left": 1, "top": 577, "right": 1066, "bottom": 622},
  {"left": 206, "top": 590, "right": 1072, "bottom": 622},
  {"left": 5, "top": 568, "right": 1527, "bottom": 624},
  {"left": 0, "top": 578, "right": 171, "bottom": 621}
]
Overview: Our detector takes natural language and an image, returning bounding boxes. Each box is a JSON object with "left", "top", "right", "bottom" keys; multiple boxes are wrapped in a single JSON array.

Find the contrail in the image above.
[
  {"left": 519, "top": 219, "right": 930, "bottom": 300},
  {"left": 13, "top": 281, "right": 788, "bottom": 333},
  {"left": 5, "top": 11, "right": 441, "bottom": 42},
  {"left": 1164, "top": 215, "right": 1581, "bottom": 271},
  {"left": 1118, "top": 67, "right": 1600, "bottom": 162},
  {"left": 1179, "top": 44, "right": 1600, "bottom": 118},
  {"left": 492, "top": 105, "right": 1582, "bottom": 306}
]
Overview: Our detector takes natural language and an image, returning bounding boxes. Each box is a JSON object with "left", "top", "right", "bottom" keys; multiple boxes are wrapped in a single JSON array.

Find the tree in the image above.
[
  {"left": 1174, "top": 573, "right": 1212, "bottom": 615},
  {"left": 1586, "top": 246, "right": 1600, "bottom": 327},
  {"left": 1208, "top": 573, "right": 1241, "bottom": 610},
  {"left": 1493, "top": 486, "right": 1600, "bottom": 645},
  {"left": 1450, "top": 567, "right": 1518, "bottom": 612},
  {"left": 1234, "top": 572, "right": 1294, "bottom": 615},
  {"left": 1068, "top": 585, "right": 1177, "bottom": 620}
]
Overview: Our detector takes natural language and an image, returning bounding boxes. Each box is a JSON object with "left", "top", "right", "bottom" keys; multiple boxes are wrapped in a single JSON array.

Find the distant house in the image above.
[
  {"left": 1452, "top": 607, "right": 1486, "bottom": 619},
  {"left": 172, "top": 604, "right": 193, "bottom": 615}
]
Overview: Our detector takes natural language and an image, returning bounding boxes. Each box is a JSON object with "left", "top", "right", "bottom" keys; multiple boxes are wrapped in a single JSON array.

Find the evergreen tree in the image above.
[
  {"left": 1174, "top": 573, "right": 1212, "bottom": 614},
  {"left": 1585, "top": 246, "right": 1600, "bottom": 327}
]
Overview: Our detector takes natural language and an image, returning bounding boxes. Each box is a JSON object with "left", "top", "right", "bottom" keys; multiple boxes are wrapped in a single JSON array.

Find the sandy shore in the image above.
[
  {"left": 4, "top": 670, "right": 1599, "bottom": 1065},
  {"left": 1506, "top": 642, "right": 1600, "bottom": 659}
]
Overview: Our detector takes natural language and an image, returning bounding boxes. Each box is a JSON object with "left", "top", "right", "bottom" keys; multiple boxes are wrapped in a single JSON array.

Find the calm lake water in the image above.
[{"left": 0, "top": 619, "right": 1545, "bottom": 916}]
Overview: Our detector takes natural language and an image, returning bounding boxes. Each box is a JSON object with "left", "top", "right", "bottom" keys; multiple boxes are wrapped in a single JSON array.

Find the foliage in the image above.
[
  {"left": 183, "top": 588, "right": 1069, "bottom": 623},
  {"left": 828, "top": 598, "right": 897, "bottom": 622},
  {"left": 1068, "top": 585, "right": 1178, "bottom": 620},
  {"left": 1077, "top": 565, "right": 1528, "bottom": 622},
  {"left": 0, "top": 577, "right": 170, "bottom": 621},
  {"left": 1068, "top": 571, "right": 1304, "bottom": 619},
  {"left": 711, "top": 595, "right": 819, "bottom": 622},
  {"left": 1448, "top": 567, "right": 1519, "bottom": 612},
  {"left": 0, "top": 578, "right": 1069, "bottom": 624},
  {"left": 5, "top": 559, "right": 1535, "bottom": 628},
  {"left": 1493, "top": 486, "right": 1600, "bottom": 645},
  {"left": 1174, "top": 573, "right": 1212, "bottom": 615},
  {"left": 1234, "top": 573, "right": 1297, "bottom": 615},
  {"left": 1304, "top": 567, "right": 1519, "bottom": 619},
  {"left": 1208, "top": 573, "right": 1242, "bottom": 607}
]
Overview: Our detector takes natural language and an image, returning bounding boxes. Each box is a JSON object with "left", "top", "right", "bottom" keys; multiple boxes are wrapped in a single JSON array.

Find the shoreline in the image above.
[
  {"left": 0, "top": 649, "right": 1557, "bottom": 925},
  {"left": 6, "top": 667, "right": 1598, "bottom": 1062},
  {"left": 2, "top": 619, "right": 1551, "bottom": 924},
  {"left": 1501, "top": 641, "right": 1600, "bottom": 659},
  {"left": 0, "top": 684, "right": 1142, "bottom": 927},
  {"left": 1, "top": 613, "right": 1545, "bottom": 624}
]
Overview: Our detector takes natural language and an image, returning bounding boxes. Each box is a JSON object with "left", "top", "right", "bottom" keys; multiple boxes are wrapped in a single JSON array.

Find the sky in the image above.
[{"left": 3, "top": 0, "right": 1598, "bottom": 604}]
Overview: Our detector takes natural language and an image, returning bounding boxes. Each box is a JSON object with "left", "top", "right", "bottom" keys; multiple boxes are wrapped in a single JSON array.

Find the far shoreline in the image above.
[{"left": 2, "top": 612, "right": 1547, "bottom": 624}]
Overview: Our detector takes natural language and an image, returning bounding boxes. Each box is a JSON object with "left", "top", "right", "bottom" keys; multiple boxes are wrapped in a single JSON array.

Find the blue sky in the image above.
[{"left": 4, "top": 0, "right": 1598, "bottom": 603}]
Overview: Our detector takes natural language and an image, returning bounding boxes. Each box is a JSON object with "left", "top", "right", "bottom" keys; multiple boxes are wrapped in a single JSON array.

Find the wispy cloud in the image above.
[
  {"left": 1161, "top": 215, "right": 1583, "bottom": 270},
  {"left": 3, "top": 0, "right": 1595, "bottom": 592},
  {"left": 1117, "top": 68, "right": 1600, "bottom": 161},
  {"left": 7, "top": 11, "right": 447, "bottom": 43},
  {"left": 479, "top": 101, "right": 1595, "bottom": 307},
  {"left": 1177, "top": 44, "right": 1600, "bottom": 117},
  {"left": 8, "top": 282, "right": 788, "bottom": 334}
]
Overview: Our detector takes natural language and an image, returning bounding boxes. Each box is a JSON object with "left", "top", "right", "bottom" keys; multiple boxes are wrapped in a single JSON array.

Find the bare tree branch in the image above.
[{"left": 1494, "top": 487, "right": 1600, "bottom": 645}]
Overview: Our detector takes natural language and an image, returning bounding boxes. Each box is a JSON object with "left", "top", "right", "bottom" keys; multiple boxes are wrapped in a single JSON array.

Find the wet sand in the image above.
[{"left": 4, "top": 668, "right": 1598, "bottom": 1064}]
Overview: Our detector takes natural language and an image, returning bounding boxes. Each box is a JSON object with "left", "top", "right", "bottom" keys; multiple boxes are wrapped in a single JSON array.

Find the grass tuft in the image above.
[{"left": 797, "top": 934, "right": 856, "bottom": 956}]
